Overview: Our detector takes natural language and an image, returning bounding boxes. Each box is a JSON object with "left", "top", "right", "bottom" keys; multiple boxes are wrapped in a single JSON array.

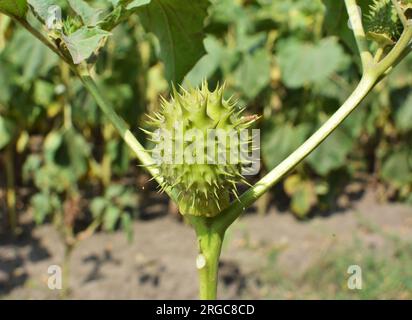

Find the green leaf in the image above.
[
  {"left": 262, "top": 122, "right": 311, "bottom": 170},
  {"left": 31, "top": 192, "right": 60, "bottom": 224},
  {"left": 395, "top": 94, "right": 412, "bottom": 133},
  {"left": 137, "top": 0, "right": 210, "bottom": 83},
  {"left": 0, "top": 59, "right": 12, "bottom": 104},
  {"left": 209, "top": 0, "right": 244, "bottom": 25},
  {"left": 103, "top": 206, "right": 121, "bottom": 231},
  {"left": 235, "top": 48, "right": 271, "bottom": 99},
  {"left": 106, "top": 184, "right": 125, "bottom": 198},
  {"left": 44, "top": 129, "right": 91, "bottom": 179},
  {"left": 183, "top": 36, "right": 223, "bottom": 87},
  {"left": 90, "top": 197, "right": 107, "bottom": 218},
  {"left": 284, "top": 174, "right": 317, "bottom": 217},
  {"left": 31, "top": 193, "right": 51, "bottom": 224},
  {"left": 0, "top": 0, "right": 27, "bottom": 18},
  {"left": 277, "top": 37, "right": 349, "bottom": 89},
  {"left": 290, "top": 182, "right": 316, "bottom": 218},
  {"left": 381, "top": 150, "right": 412, "bottom": 187},
  {"left": 0, "top": 115, "right": 16, "bottom": 150},
  {"left": 121, "top": 213, "right": 133, "bottom": 242},
  {"left": 34, "top": 80, "right": 55, "bottom": 106},
  {"left": 307, "top": 128, "right": 354, "bottom": 176},
  {"left": 5, "top": 28, "right": 58, "bottom": 83},
  {"left": 68, "top": 0, "right": 101, "bottom": 26},
  {"left": 22, "top": 154, "right": 42, "bottom": 182},
  {"left": 127, "top": 0, "right": 151, "bottom": 9},
  {"left": 62, "top": 26, "right": 110, "bottom": 64}
]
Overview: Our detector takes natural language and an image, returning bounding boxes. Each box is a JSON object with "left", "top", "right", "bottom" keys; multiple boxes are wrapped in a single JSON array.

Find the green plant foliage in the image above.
[
  {"left": 0, "top": 0, "right": 27, "bottom": 18},
  {"left": 381, "top": 149, "right": 412, "bottom": 187},
  {"left": 62, "top": 27, "right": 110, "bottom": 64},
  {"left": 91, "top": 184, "right": 137, "bottom": 240},
  {"left": 2, "top": 0, "right": 412, "bottom": 223},
  {"left": 0, "top": 115, "right": 15, "bottom": 149},
  {"left": 90, "top": 185, "right": 138, "bottom": 240},
  {"left": 394, "top": 93, "right": 412, "bottom": 132},
  {"left": 4, "top": 28, "right": 58, "bottom": 82},
  {"left": 307, "top": 128, "right": 354, "bottom": 176},
  {"left": 262, "top": 123, "right": 311, "bottom": 170},
  {"left": 68, "top": 0, "right": 101, "bottom": 26},
  {"left": 137, "top": 0, "right": 210, "bottom": 83},
  {"left": 28, "top": 0, "right": 65, "bottom": 21},
  {"left": 235, "top": 48, "right": 271, "bottom": 99},
  {"left": 284, "top": 175, "right": 317, "bottom": 217},
  {"left": 277, "top": 38, "right": 349, "bottom": 89},
  {"left": 366, "top": 0, "right": 403, "bottom": 46}
]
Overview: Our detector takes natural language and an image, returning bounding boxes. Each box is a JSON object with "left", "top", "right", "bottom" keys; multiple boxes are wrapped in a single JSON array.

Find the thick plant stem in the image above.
[
  {"left": 344, "top": 0, "right": 373, "bottom": 70},
  {"left": 197, "top": 231, "right": 223, "bottom": 300},
  {"left": 190, "top": 216, "right": 224, "bottom": 300},
  {"left": 61, "top": 243, "right": 74, "bottom": 299}
]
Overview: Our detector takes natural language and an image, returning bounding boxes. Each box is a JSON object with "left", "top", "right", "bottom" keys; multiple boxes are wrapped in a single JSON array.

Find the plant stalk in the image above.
[
  {"left": 213, "top": 73, "right": 378, "bottom": 233},
  {"left": 213, "top": 23, "right": 412, "bottom": 233},
  {"left": 190, "top": 216, "right": 223, "bottom": 300},
  {"left": 5, "top": 143, "right": 17, "bottom": 235},
  {"left": 344, "top": 0, "right": 374, "bottom": 70},
  {"left": 61, "top": 242, "right": 74, "bottom": 299},
  {"left": 77, "top": 73, "right": 179, "bottom": 203}
]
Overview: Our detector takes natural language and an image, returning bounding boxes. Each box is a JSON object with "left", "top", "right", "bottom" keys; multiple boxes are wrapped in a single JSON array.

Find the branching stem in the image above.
[
  {"left": 344, "top": 0, "right": 374, "bottom": 70},
  {"left": 6, "top": 4, "right": 412, "bottom": 301},
  {"left": 212, "top": 22, "right": 412, "bottom": 234},
  {"left": 212, "top": 73, "right": 378, "bottom": 234}
]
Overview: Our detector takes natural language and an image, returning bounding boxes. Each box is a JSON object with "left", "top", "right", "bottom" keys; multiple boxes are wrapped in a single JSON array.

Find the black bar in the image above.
[{"left": 0, "top": 300, "right": 410, "bottom": 319}]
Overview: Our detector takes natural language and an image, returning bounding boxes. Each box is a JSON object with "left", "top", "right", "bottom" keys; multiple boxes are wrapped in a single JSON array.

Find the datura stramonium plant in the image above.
[
  {"left": 144, "top": 83, "right": 259, "bottom": 218},
  {"left": 366, "top": 0, "right": 412, "bottom": 46}
]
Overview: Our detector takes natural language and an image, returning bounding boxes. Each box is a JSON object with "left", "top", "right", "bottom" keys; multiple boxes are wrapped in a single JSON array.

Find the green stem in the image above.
[
  {"left": 213, "top": 23, "right": 412, "bottom": 234},
  {"left": 190, "top": 216, "right": 223, "bottom": 300},
  {"left": 392, "top": 0, "right": 408, "bottom": 28},
  {"left": 213, "top": 74, "right": 378, "bottom": 233},
  {"left": 101, "top": 125, "right": 112, "bottom": 188},
  {"left": 10, "top": 16, "right": 177, "bottom": 202},
  {"left": 375, "top": 23, "right": 412, "bottom": 76},
  {"left": 16, "top": 17, "right": 71, "bottom": 64},
  {"left": 61, "top": 242, "right": 74, "bottom": 299},
  {"left": 5, "top": 143, "right": 17, "bottom": 234},
  {"left": 78, "top": 73, "right": 177, "bottom": 202},
  {"left": 344, "top": 0, "right": 374, "bottom": 70}
]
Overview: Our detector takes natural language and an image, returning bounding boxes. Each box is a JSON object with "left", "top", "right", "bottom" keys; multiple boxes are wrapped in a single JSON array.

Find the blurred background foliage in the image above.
[{"left": 1, "top": 0, "right": 412, "bottom": 236}]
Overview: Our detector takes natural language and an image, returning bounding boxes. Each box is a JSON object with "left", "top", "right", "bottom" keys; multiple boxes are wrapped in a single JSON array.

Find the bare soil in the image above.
[{"left": 1, "top": 190, "right": 412, "bottom": 299}]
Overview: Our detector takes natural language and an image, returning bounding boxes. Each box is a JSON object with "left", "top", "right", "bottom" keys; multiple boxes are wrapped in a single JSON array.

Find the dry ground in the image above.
[{"left": 1, "top": 190, "right": 412, "bottom": 299}]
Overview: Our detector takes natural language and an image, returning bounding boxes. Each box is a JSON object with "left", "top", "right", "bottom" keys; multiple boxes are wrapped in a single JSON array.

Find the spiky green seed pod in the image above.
[
  {"left": 366, "top": 0, "right": 403, "bottom": 47},
  {"left": 144, "top": 83, "right": 258, "bottom": 218}
]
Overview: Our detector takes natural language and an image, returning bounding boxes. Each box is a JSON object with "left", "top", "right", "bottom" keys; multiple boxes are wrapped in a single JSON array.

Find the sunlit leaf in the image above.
[
  {"left": 62, "top": 26, "right": 110, "bottom": 64},
  {"left": 0, "top": 0, "right": 27, "bottom": 18},
  {"left": 137, "top": 0, "right": 210, "bottom": 83}
]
